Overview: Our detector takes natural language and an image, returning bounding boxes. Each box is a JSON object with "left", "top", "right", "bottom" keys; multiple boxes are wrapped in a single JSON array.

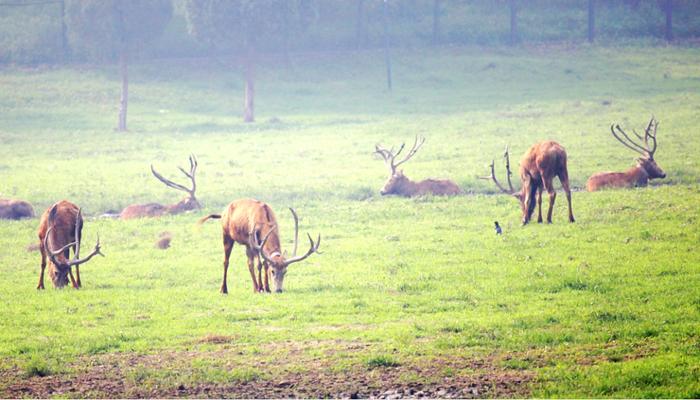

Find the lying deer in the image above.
[
  {"left": 374, "top": 135, "right": 461, "bottom": 196},
  {"left": 0, "top": 198, "right": 35, "bottom": 219},
  {"left": 587, "top": 117, "right": 666, "bottom": 191},
  {"left": 120, "top": 154, "right": 201, "bottom": 219},
  {"left": 37, "top": 200, "right": 103, "bottom": 289},
  {"left": 199, "top": 199, "right": 321, "bottom": 294},
  {"left": 484, "top": 141, "right": 575, "bottom": 225}
]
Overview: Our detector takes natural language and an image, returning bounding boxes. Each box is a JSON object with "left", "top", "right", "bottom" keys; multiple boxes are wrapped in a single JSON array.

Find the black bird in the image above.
[{"left": 494, "top": 221, "right": 502, "bottom": 235}]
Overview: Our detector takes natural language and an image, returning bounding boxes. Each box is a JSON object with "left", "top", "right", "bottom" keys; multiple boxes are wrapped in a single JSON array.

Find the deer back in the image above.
[
  {"left": 38, "top": 201, "right": 81, "bottom": 253},
  {"left": 222, "top": 199, "right": 281, "bottom": 252},
  {"left": 0, "top": 198, "right": 35, "bottom": 220}
]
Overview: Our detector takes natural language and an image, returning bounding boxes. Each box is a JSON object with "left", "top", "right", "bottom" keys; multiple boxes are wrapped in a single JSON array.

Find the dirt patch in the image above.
[
  {"left": 1, "top": 341, "right": 534, "bottom": 398},
  {"left": 196, "top": 334, "right": 236, "bottom": 345}
]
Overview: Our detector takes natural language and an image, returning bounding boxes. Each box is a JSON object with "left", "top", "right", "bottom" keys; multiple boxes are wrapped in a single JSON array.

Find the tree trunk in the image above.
[
  {"left": 282, "top": 1, "right": 291, "bottom": 68},
  {"left": 664, "top": 0, "right": 673, "bottom": 41},
  {"left": 118, "top": 48, "right": 128, "bottom": 132},
  {"left": 509, "top": 0, "right": 518, "bottom": 46},
  {"left": 243, "top": 50, "right": 255, "bottom": 123},
  {"left": 356, "top": 0, "right": 365, "bottom": 50},
  {"left": 432, "top": 0, "right": 441, "bottom": 46},
  {"left": 587, "top": 0, "right": 595, "bottom": 43},
  {"left": 60, "top": 0, "right": 68, "bottom": 61},
  {"left": 382, "top": 0, "right": 392, "bottom": 91}
]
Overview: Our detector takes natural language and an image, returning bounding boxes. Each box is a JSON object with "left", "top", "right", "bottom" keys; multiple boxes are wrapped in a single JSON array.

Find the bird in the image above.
[{"left": 494, "top": 221, "right": 502, "bottom": 235}]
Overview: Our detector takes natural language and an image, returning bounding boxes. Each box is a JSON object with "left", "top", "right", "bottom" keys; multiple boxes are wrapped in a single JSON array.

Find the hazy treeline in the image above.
[{"left": 1, "top": 0, "right": 698, "bottom": 64}]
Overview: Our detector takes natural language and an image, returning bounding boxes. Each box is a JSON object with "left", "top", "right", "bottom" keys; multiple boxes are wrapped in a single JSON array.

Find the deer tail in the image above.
[{"left": 197, "top": 214, "right": 221, "bottom": 225}]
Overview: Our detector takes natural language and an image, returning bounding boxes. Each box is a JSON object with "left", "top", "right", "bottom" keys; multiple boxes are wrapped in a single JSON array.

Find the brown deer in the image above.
[
  {"left": 484, "top": 141, "right": 575, "bottom": 225},
  {"left": 587, "top": 117, "right": 666, "bottom": 191},
  {"left": 199, "top": 199, "right": 321, "bottom": 294},
  {"left": 0, "top": 198, "right": 35, "bottom": 219},
  {"left": 37, "top": 200, "right": 103, "bottom": 289},
  {"left": 120, "top": 154, "right": 201, "bottom": 219},
  {"left": 374, "top": 136, "right": 461, "bottom": 197}
]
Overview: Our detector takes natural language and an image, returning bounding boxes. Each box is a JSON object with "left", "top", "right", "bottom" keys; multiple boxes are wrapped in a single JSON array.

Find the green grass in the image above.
[{"left": 1, "top": 45, "right": 699, "bottom": 397}]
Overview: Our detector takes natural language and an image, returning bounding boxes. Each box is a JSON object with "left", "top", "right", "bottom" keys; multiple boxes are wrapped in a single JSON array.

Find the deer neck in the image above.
[
  {"left": 626, "top": 165, "right": 649, "bottom": 185},
  {"left": 397, "top": 176, "right": 419, "bottom": 196},
  {"left": 167, "top": 197, "right": 196, "bottom": 214},
  {"left": 262, "top": 231, "right": 282, "bottom": 257}
]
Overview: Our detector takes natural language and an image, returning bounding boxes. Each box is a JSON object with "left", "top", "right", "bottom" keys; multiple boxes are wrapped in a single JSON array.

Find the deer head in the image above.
[
  {"left": 250, "top": 208, "right": 321, "bottom": 293},
  {"left": 44, "top": 207, "right": 103, "bottom": 287},
  {"left": 482, "top": 146, "right": 531, "bottom": 220},
  {"left": 150, "top": 154, "right": 201, "bottom": 212},
  {"left": 611, "top": 117, "right": 666, "bottom": 179},
  {"left": 374, "top": 135, "right": 426, "bottom": 195}
]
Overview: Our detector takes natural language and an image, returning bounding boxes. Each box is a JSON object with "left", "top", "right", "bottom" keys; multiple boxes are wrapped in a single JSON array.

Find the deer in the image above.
[
  {"left": 199, "top": 199, "right": 321, "bottom": 294},
  {"left": 483, "top": 141, "right": 575, "bottom": 225},
  {"left": 374, "top": 135, "right": 461, "bottom": 197},
  {"left": 120, "top": 154, "right": 201, "bottom": 219},
  {"left": 586, "top": 117, "right": 666, "bottom": 191},
  {"left": 37, "top": 200, "right": 104, "bottom": 289},
  {"left": 0, "top": 198, "right": 35, "bottom": 219}
]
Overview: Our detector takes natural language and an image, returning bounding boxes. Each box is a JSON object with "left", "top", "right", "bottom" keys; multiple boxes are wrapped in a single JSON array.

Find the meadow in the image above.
[{"left": 1, "top": 44, "right": 699, "bottom": 397}]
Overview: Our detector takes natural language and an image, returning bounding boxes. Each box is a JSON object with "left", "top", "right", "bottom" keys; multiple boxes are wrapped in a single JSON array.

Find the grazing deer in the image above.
[
  {"left": 374, "top": 136, "right": 461, "bottom": 196},
  {"left": 0, "top": 198, "right": 35, "bottom": 219},
  {"left": 587, "top": 117, "right": 666, "bottom": 191},
  {"left": 37, "top": 200, "right": 103, "bottom": 289},
  {"left": 484, "top": 141, "right": 575, "bottom": 225},
  {"left": 120, "top": 154, "right": 201, "bottom": 219},
  {"left": 199, "top": 199, "right": 321, "bottom": 294}
]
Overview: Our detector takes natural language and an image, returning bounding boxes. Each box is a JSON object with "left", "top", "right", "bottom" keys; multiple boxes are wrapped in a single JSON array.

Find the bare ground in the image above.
[{"left": 0, "top": 340, "right": 535, "bottom": 398}]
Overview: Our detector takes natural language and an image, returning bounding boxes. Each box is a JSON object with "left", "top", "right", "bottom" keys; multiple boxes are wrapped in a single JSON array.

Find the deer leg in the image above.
[
  {"left": 245, "top": 247, "right": 259, "bottom": 293},
  {"left": 256, "top": 259, "right": 265, "bottom": 293},
  {"left": 75, "top": 266, "right": 81, "bottom": 288},
  {"left": 75, "top": 228, "right": 82, "bottom": 287},
  {"left": 37, "top": 244, "right": 46, "bottom": 290},
  {"left": 262, "top": 259, "right": 271, "bottom": 293},
  {"left": 559, "top": 173, "right": 575, "bottom": 223},
  {"left": 221, "top": 235, "right": 234, "bottom": 294},
  {"left": 543, "top": 177, "right": 556, "bottom": 224},
  {"left": 536, "top": 187, "right": 543, "bottom": 223},
  {"left": 64, "top": 248, "right": 78, "bottom": 289}
]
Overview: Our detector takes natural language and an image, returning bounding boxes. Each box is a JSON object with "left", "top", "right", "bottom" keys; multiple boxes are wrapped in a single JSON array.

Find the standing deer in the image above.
[
  {"left": 37, "top": 200, "right": 103, "bottom": 289},
  {"left": 374, "top": 135, "right": 461, "bottom": 196},
  {"left": 484, "top": 141, "right": 575, "bottom": 225},
  {"left": 587, "top": 117, "right": 666, "bottom": 191},
  {"left": 0, "top": 198, "right": 35, "bottom": 219},
  {"left": 199, "top": 199, "right": 321, "bottom": 294},
  {"left": 120, "top": 154, "right": 201, "bottom": 219}
]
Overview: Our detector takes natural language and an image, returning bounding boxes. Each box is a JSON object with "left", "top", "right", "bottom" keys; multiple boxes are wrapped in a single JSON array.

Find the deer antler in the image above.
[
  {"left": 374, "top": 135, "right": 426, "bottom": 175},
  {"left": 284, "top": 208, "right": 321, "bottom": 265},
  {"left": 151, "top": 154, "right": 198, "bottom": 197},
  {"left": 480, "top": 145, "right": 517, "bottom": 195},
  {"left": 249, "top": 224, "right": 278, "bottom": 264},
  {"left": 44, "top": 209, "right": 104, "bottom": 268},
  {"left": 610, "top": 118, "right": 659, "bottom": 160}
]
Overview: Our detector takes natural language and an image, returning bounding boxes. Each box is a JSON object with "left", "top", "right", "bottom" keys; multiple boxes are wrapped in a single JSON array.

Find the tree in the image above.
[
  {"left": 587, "top": 0, "right": 595, "bottom": 43},
  {"left": 184, "top": 0, "right": 311, "bottom": 123},
  {"left": 662, "top": 0, "right": 673, "bottom": 41},
  {"left": 65, "top": 0, "right": 172, "bottom": 132},
  {"left": 509, "top": 0, "right": 518, "bottom": 46},
  {"left": 432, "top": 0, "right": 441, "bottom": 45},
  {"left": 356, "top": 0, "right": 367, "bottom": 49}
]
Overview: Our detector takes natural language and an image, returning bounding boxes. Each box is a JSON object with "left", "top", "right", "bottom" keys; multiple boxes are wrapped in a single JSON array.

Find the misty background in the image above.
[{"left": 1, "top": 0, "right": 698, "bottom": 65}]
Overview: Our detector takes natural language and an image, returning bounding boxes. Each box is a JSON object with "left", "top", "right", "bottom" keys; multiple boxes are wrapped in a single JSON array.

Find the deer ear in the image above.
[
  {"left": 48, "top": 204, "right": 58, "bottom": 222},
  {"left": 398, "top": 170, "right": 404, "bottom": 176}
]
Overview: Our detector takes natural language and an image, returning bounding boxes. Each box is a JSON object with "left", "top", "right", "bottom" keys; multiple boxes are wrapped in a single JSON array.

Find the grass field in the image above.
[{"left": 1, "top": 45, "right": 699, "bottom": 398}]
